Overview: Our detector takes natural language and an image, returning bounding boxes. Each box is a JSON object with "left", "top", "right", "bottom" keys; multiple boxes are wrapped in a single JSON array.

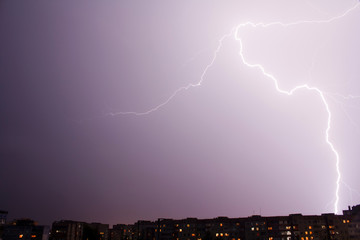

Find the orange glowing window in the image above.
[
  {"left": 268, "top": 227, "right": 272, "bottom": 230},
  {"left": 31, "top": 235, "right": 36, "bottom": 238},
  {"left": 19, "top": 235, "right": 23, "bottom": 239}
]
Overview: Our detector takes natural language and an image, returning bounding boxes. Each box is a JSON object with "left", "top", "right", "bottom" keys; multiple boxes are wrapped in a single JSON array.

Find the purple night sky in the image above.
[{"left": 1, "top": 0, "right": 360, "bottom": 226}]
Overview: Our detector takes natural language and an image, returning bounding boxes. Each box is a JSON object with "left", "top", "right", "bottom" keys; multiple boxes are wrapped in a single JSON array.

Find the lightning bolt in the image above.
[{"left": 107, "top": 2, "right": 360, "bottom": 214}]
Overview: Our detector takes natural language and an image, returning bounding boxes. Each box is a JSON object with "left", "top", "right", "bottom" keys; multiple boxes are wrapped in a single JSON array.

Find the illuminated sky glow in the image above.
[
  {"left": 1, "top": 0, "right": 360, "bottom": 225},
  {"left": 107, "top": 2, "right": 360, "bottom": 215}
]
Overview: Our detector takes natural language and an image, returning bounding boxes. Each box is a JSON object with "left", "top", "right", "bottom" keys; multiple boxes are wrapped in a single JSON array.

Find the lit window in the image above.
[
  {"left": 187, "top": 224, "right": 190, "bottom": 228},
  {"left": 216, "top": 233, "right": 219, "bottom": 237},
  {"left": 286, "top": 226, "right": 291, "bottom": 230},
  {"left": 268, "top": 227, "right": 272, "bottom": 230},
  {"left": 308, "top": 226, "right": 312, "bottom": 230},
  {"left": 305, "top": 231, "right": 308, "bottom": 235},
  {"left": 220, "top": 223, "right": 223, "bottom": 227},
  {"left": 31, "top": 235, "right": 36, "bottom": 238},
  {"left": 251, "top": 227, "right": 255, "bottom": 231},
  {"left": 19, "top": 235, "right": 23, "bottom": 239},
  {"left": 269, "top": 238, "right": 273, "bottom": 240},
  {"left": 225, "top": 233, "right": 229, "bottom": 237},
  {"left": 191, "top": 234, "right": 196, "bottom": 237},
  {"left": 179, "top": 229, "right": 182, "bottom": 232},
  {"left": 220, "top": 233, "right": 223, "bottom": 237}
]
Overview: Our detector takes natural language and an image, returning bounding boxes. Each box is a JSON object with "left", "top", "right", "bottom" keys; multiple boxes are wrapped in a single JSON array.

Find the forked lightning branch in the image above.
[{"left": 107, "top": 2, "right": 360, "bottom": 214}]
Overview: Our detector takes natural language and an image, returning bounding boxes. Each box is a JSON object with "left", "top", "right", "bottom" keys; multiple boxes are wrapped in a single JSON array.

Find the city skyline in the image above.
[
  {"left": 1, "top": 204, "right": 360, "bottom": 240},
  {"left": 1, "top": 204, "right": 359, "bottom": 226}
]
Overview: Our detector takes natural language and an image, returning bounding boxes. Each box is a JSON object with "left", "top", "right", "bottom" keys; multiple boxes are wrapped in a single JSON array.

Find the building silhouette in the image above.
[
  {"left": 1, "top": 219, "right": 49, "bottom": 240},
  {"left": 109, "top": 205, "right": 360, "bottom": 240},
  {"left": 50, "top": 221, "right": 85, "bottom": 240},
  {"left": 1, "top": 205, "right": 360, "bottom": 240},
  {"left": 50, "top": 221, "right": 110, "bottom": 240}
]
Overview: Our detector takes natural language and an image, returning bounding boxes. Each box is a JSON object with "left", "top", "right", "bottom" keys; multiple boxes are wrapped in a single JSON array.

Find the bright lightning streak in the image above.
[
  {"left": 235, "top": 34, "right": 343, "bottom": 214},
  {"left": 107, "top": 32, "right": 233, "bottom": 117},
  {"left": 107, "top": 2, "right": 360, "bottom": 214}
]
